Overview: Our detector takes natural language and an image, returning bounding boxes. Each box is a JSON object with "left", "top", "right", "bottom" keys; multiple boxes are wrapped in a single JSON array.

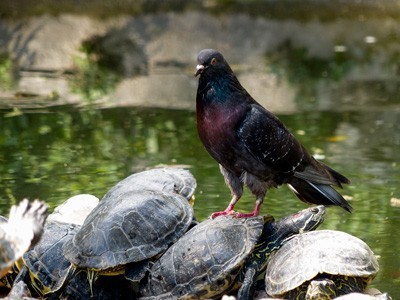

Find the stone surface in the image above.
[{"left": 0, "top": 12, "right": 399, "bottom": 111}]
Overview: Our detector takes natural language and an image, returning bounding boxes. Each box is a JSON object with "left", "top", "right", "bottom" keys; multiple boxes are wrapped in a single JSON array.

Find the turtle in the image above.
[
  {"left": 302, "top": 280, "right": 391, "bottom": 300},
  {"left": 46, "top": 194, "right": 99, "bottom": 225},
  {"left": 53, "top": 270, "right": 134, "bottom": 299},
  {"left": 9, "top": 193, "right": 98, "bottom": 296},
  {"left": 13, "top": 193, "right": 133, "bottom": 299},
  {"left": 103, "top": 166, "right": 197, "bottom": 202},
  {"left": 3, "top": 194, "right": 99, "bottom": 293},
  {"left": 0, "top": 199, "right": 48, "bottom": 279},
  {"left": 13, "top": 222, "right": 133, "bottom": 299},
  {"left": 62, "top": 167, "right": 196, "bottom": 294},
  {"left": 265, "top": 230, "right": 380, "bottom": 300},
  {"left": 19, "top": 221, "right": 81, "bottom": 297},
  {"left": 139, "top": 205, "right": 326, "bottom": 300}
]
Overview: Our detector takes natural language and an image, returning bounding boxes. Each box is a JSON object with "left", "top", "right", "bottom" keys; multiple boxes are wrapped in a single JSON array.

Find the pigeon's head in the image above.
[{"left": 195, "top": 49, "right": 231, "bottom": 77}]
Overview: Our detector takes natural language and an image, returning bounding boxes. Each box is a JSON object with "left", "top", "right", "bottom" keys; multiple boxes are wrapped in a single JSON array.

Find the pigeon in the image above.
[{"left": 195, "top": 49, "right": 352, "bottom": 218}]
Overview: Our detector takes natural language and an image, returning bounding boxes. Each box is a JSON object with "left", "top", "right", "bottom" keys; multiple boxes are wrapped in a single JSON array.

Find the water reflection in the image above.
[
  {"left": 265, "top": 39, "right": 400, "bottom": 113},
  {"left": 0, "top": 105, "right": 399, "bottom": 296}
]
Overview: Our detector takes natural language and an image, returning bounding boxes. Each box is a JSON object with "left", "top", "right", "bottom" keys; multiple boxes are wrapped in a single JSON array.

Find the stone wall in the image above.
[{"left": 0, "top": 10, "right": 399, "bottom": 111}]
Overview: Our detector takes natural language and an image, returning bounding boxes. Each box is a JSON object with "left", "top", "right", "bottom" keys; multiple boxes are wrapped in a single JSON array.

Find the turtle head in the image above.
[
  {"left": 306, "top": 279, "right": 337, "bottom": 299},
  {"left": 261, "top": 205, "right": 325, "bottom": 249},
  {"left": 245, "top": 206, "right": 325, "bottom": 290},
  {"left": 262, "top": 214, "right": 275, "bottom": 224},
  {"left": 280, "top": 205, "right": 326, "bottom": 238},
  {"left": 293, "top": 205, "right": 326, "bottom": 234}
]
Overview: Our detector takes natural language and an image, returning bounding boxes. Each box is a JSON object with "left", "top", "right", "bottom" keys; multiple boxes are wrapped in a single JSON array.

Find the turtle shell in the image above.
[
  {"left": 63, "top": 189, "right": 193, "bottom": 271},
  {"left": 21, "top": 222, "right": 135, "bottom": 299},
  {"left": 102, "top": 167, "right": 196, "bottom": 201},
  {"left": 55, "top": 271, "right": 133, "bottom": 299},
  {"left": 265, "top": 230, "right": 379, "bottom": 298},
  {"left": 46, "top": 194, "right": 99, "bottom": 226},
  {"left": 18, "top": 194, "right": 100, "bottom": 296},
  {"left": 140, "top": 216, "right": 264, "bottom": 299},
  {"left": 22, "top": 222, "right": 80, "bottom": 296}
]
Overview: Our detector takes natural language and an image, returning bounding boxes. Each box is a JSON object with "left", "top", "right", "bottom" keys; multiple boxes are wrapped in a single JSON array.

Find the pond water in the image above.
[{"left": 0, "top": 100, "right": 399, "bottom": 297}]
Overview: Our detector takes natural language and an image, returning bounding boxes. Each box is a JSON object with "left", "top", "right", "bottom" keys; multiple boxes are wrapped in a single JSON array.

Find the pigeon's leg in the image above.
[
  {"left": 233, "top": 173, "right": 267, "bottom": 218},
  {"left": 212, "top": 195, "right": 263, "bottom": 218},
  {"left": 210, "top": 196, "right": 239, "bottom": 218},
  {"left": 210, "top": 166, "right": 243, "bottom": 218},
  {"left": 233, "top": 197, "right": 263, "bottom": 218}
]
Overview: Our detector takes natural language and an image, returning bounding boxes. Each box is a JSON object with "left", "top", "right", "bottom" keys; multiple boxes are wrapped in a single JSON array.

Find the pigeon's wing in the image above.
[
  {"left": 237, "top": 103, "right": 346, "bottom": 186},
  {"left": 237, "top": 103, "right": 306, "bottom": 174}
]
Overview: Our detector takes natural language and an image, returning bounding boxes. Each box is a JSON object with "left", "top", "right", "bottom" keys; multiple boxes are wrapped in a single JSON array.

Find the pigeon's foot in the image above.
[
  {"left": 210, "top": 203, "right": 236, "bottom": 219},
  {"left": 229, "top": 201, "right": 262, "bottom": 218},
  {"left": 232, "top": 211, "right": 259, "bottom": 218},
  {"left": 210, "top": 202, "right": 262, "bottom": 218},
  {"left": 210, "top": 200, "right": 262, "bottom": 218},
  {"left": 210, "top": 210, "right": 259, "bottom": 218},
  {"left": 210, "top": 209, "right": 236, "bottom": 219}
]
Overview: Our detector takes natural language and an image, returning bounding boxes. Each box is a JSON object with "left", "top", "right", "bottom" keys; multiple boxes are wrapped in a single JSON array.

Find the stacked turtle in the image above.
[
  {"left": 61, "top": 167, "right": 196, "bottom": 292},
  {"left": 12, "top": 194, "right": 102, "bottom": 299},
  {"left": 3, "top": 167, "right": 389, "bottom": 300},
  {"left": 1, "top": 167, "right": 325, "bottom": 299},
  {"left": 10, "top": 167, "right": 197, "bottom": 299},
  {"left": 139, "top": 205, "right": 326, "bottom": 300},
  {"left": 263, "top": 230, "right": 389, "bottom": 300}
]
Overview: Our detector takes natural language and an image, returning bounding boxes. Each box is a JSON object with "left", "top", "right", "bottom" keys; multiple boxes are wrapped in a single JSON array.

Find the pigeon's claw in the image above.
[
  {"left": 210, "top": 209, "right": 235, "bottom": 219},
  {"left": 232, "top": 201, "right": 262, "bottom": 218},
  {"left": 232, "top": 211, "right": 259, "bottom": 218},
  {"left": 210, "top": 203, "right": 236, "bottom": 219},
  {"left": 210, "top": 209, "right": 259, "bottom": 219},
  {"left": 211, "top": 201, "right": 261, "bottom": 218}
]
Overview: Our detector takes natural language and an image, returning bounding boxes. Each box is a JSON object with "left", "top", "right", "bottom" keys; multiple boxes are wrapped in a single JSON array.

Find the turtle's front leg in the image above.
[{"left": 237, "top": 264, "right": 258, "bottom": 300}]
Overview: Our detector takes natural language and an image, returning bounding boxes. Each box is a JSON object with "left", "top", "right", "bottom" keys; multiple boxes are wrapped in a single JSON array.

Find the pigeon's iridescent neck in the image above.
[{"left": 197, "top": 72, "right": 244, "bottom": 107}]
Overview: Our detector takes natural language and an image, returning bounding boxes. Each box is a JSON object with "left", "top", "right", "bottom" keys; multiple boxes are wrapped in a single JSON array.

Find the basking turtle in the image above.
[
  {"left": 11, "top": 192, "right": 98, "bottom": 297},
  {"left": 14, "top": 222, "right": 133, "bottom": 299},
  {"left": 265, "top": 230, "right": 380, "bottom": 299},
  {"left": 14, "top": 193, "right": 132, "bottom": 299},
  {"left": 0, "top": 199, "right": 48, "bottom": 279},
  {"left": 103, "top": 167, "right": 196, "bottom": 201},
  {"left": 139, "top": 205, "right": 326, "bottom": 300},
  {"left": 62, "top": 167, "right": 196, "bottom": 293},
  {"left": 54, "top": 271, "right": 133, "bottom": 299},
  {"left": 63, "top": 190, "right": 194, "bottom": 285},
  {"left": 302, "top": 281, "right": 391, "bottom": 300},
  {"left": 46, "top": 194, "right": 99, "bottom": 225},
  {"left": 20, "top": 222, "right": 81, "bottom": 297}
]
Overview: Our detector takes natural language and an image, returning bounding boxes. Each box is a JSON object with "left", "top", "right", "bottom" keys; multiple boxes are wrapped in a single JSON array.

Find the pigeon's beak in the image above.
[{"left": 195, "top": 64, "right": 205, "bottom": 77}]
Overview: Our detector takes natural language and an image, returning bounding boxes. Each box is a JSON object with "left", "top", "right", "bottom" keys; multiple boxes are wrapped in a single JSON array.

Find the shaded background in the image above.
[{"left": 0, "top": 0, "right": 399, "bottom": 298}]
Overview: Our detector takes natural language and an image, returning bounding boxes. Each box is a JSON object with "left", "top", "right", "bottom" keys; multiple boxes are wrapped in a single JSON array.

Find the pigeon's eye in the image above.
[{"left": 211, "top": 57, "right": 217, "bottom": 65}]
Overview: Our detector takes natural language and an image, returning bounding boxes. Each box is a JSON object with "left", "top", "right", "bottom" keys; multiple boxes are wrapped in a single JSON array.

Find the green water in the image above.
[{"left": 0, "top": 104, "right": 399, "bottom": 297}]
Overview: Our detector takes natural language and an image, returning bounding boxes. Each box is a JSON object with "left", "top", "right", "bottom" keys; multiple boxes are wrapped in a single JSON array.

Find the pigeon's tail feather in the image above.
[
  {"left": 321, "top": 162, "right": 351, "bottom": 187},
  {"left": 288, "top": 178, "right": 352, "bottom": 212}
]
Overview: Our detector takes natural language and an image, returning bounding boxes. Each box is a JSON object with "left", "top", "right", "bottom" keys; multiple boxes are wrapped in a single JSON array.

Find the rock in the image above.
[{"left": 0, "top": 11, "right": 399, "bottom": 110}]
